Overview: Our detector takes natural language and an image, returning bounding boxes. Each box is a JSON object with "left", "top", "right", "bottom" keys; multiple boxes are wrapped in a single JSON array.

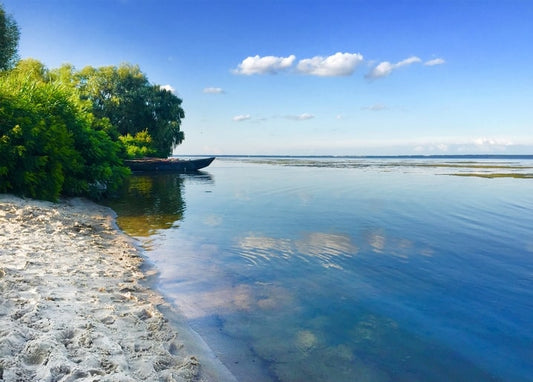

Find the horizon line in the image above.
[{"left": 174, "top": 154, "right": 533, "bottom": 159}]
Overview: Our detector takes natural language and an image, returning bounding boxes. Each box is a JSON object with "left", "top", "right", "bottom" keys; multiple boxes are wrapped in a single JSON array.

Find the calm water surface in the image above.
[{"left": 105, "top": 157, "right": 533, "bottom": 382}]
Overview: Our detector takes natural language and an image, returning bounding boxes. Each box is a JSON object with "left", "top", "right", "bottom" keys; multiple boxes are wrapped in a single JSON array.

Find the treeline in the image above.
[{"left": 0, "top": 5, "right": 185, "bottom": 201}]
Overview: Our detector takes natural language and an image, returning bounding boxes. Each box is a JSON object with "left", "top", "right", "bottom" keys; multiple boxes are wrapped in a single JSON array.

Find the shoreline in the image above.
[{"left": 0, "top": 195, "right": 235, "bottom": 381}]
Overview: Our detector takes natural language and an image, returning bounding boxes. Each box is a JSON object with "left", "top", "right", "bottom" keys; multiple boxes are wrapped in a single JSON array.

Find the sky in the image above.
[{"left": 3, "top": 0, "right": 533, "bottom": 156}]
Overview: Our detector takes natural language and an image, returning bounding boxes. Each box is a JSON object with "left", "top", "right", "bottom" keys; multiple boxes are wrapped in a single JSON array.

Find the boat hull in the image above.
[{"left": 124, "top": 157, "right": 215, "bottom": 172}]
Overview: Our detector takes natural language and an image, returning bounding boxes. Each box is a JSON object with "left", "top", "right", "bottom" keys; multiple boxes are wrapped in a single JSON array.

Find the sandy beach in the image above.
[{"left": 0, "top": 195, "right": 232, "bottom": 382}]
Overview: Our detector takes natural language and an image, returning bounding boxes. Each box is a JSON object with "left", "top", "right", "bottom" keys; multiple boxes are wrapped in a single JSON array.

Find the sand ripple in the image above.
[{"left": 0, "top": 195, "right": 205, "bottom": 381}]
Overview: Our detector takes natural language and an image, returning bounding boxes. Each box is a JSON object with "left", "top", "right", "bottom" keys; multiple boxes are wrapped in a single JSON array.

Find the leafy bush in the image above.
[
  {"left": 0, "top": 59, "right": 130, "bottom": 201},
  {"left": 119, "top": 130, "right": 157, "bottom": 158}
]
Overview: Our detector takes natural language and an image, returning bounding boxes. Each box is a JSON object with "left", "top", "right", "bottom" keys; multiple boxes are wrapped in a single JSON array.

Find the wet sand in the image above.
[{"left": 0, "top": 195, "right": 234, "bottom": 382}]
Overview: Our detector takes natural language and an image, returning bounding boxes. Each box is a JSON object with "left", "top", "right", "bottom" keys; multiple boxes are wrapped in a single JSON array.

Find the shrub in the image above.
[
  {"left": 0, "top": 59, "right": 129, "bottom": 201},
  {"left": 118, "top": 130, "right": 157, "bottom": 158}
]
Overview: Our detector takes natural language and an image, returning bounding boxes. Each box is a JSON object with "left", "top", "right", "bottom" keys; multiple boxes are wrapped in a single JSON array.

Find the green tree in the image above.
[
  {"left": 0, "top": 4, "right": 20, "bottom": 70},
  {"left": 50, "top": 64, "right": 121, "bottom": 141},
  {"left": 77, "top": 64, "right": 185, "bottom": 157},
  {"left": 145, "top": 84, "right": 185, "bottom": 156}
]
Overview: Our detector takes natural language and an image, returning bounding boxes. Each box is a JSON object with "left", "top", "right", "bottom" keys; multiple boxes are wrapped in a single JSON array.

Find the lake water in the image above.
[{"left": 104, "top": 157, "right": 533, "bottom": 382}]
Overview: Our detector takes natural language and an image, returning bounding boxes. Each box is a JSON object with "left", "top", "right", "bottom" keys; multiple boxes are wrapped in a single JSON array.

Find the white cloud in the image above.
[
  {"left": 413, "top": 143, "right": 449, "bottom": 153},
  {"left": 453, "top": 138, "right": 515, "bottom": 153},
  {"left": 362, "top": 103, "right": 388, "bottom": 111},
  {"left": 366, "top": 56, "right": 421, "bottom": 79},
  {"left": 203, "top": 87, "right": 225, "bottom": 94},
  {"left": 233, "top": 53, "right": 444, "bottom": 80},
  {"left": 473, "top": 137, "right": 513, "bottom": 147},
  {"left": 233, "top": 55, "right": 296, "bottom": 75},
  {"left": 396, "top": 56, "right": 422, "bottom": 67},
  {"left": 285, "top": 113, "right": 315, "bottom": 121},
  {"left": 367, "top": 61, "right": 394, "bottom": 78},
  {"left": 424, "top": 58, "right": 445, "bottom": 66},
  {"left": 296, "top": 52, "right": 364, "bottom": 77},
  {"left": 412, "top": 137, "right": 518, "bottom": 154},
  {"left": 160, "top": 84, "right": 175, "bottom": 93},
  {"left": 233, "top": 114, "right": 251, "bottom": 122}
]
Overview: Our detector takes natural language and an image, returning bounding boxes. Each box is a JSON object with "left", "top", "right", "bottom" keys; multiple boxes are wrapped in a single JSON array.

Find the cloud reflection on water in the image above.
[
  {"left": 237, "top": 229, "right": 432, "bottom": 269},
  {"left": 366, "top": 230, "right": 386, "bottom": 253},
  {"left": 167, "top": 280, "right": 294, "bottom": 320},
  {"left": 238, "top": 232, "right": 358, "bottom": 269},
  {"left": 362, "top": 228, "right": 435, "bottom": 259},
  {"left": 203, "top": 214, "right": 223, "bottom": 227},
  {"left": 295, "top": 232, "right": 358, "bottom": 269}
]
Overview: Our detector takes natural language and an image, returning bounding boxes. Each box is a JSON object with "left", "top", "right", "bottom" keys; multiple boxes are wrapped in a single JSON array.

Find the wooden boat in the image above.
[{"left": 124, "top": 157, "right": 215, "bottom": 172}]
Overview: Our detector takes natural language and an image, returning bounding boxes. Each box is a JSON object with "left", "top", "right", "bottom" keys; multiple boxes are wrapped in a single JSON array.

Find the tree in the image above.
[
  {"left": 76, "top": 64, "right": 185, "bottom": 157},
  {"left": 145, "top": 84, "right": 185, "bottom": 156},
  {"left": 0, "top": 4, "right": 20, "bottom": 70}
]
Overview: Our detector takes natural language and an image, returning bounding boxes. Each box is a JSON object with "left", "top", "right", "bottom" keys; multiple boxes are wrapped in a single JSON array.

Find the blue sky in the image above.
[{"left": 3, "top": 0, "right": 533, "bottom": 155}]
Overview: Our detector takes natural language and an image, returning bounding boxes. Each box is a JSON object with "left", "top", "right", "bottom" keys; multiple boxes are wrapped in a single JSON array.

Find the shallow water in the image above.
[{"left": 105, "top": 157, "right": 533, "bottom": 381}]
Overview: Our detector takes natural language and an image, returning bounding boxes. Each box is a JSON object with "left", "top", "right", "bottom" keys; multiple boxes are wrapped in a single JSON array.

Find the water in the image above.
[{"left": 104, "top": 157, "right": 533, "bottom": 381}]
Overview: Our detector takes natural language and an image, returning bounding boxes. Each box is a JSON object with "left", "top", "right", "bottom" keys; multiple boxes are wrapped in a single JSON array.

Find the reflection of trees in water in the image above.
[{"left": 104, "top": 172, "right": 213, "bottom": 237}]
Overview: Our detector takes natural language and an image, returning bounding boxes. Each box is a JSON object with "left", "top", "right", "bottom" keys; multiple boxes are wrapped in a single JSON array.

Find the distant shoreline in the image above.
[{"left": 176, "top": 154, "right": 533, "bottom": 160}]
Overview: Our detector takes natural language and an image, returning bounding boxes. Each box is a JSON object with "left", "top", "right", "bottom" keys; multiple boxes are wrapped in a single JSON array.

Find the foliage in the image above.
[
  {"left": 0, "top": 59, "right": 130, "bottom": 201},
  {"left": 119, "top": 130, "right": 157, "bottom": 158},
  {"left": 0, "top": 4, "right": 19, "bottom": 70},
  {"left": 74, "top": 64, "right": 185, "bottom": 157}
]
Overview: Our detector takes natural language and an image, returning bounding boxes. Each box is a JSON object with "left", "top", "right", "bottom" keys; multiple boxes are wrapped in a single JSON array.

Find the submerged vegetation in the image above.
[
  {"left": 0, "top": 4, "right": 185, "bottom": 201},
  {"left": 243, "top": 157, "right": 533, "bottom": 175},
  {"left": 449, "top": 173, "right": 533, "bottom": 179}
]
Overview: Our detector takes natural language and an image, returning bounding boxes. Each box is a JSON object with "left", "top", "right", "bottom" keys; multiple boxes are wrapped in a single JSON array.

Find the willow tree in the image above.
[
  {"left": 0, "top": 4, "right": 20, "bottom": 70},
  {"left": 75, "top": 64, "right": 185, "bottom": 157}
]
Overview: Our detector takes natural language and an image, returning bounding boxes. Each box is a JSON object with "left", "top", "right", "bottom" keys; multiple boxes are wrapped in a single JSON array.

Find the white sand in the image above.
[{"left": 0, "top": 195, "right": 234, "bottom": 382}]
